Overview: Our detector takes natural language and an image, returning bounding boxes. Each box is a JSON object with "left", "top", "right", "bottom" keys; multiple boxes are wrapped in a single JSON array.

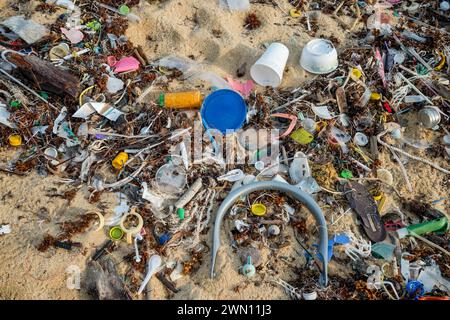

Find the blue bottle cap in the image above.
[{"left": 200, "top": 89, "right": 247, "bottom": 134}]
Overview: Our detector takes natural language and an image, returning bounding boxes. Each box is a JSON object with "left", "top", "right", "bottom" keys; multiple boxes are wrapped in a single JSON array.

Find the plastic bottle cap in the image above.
[
  {"left": 8, "top": 135, "right": 22, "bottom": 147},
  {"left": 177, "top": 208, "right": 185, "bottom": 220},
  {"left": 158, "top": 233, "right": 170, "bottom": 245},
  {"left": 159, "top": 93, "right": 165, "bottom": 107},
  {"left": 251, "top": 203, "right": 267, "bottom": 216},
  {"left": 254, "top": 161, "right": 265, "bottom": 171},
  {"left": 370, "top": 92, "right": 382, "bottom": 100},
  {"left": 112, "top": 152, "right": 129, "bottom": 170},
  {"left": 109, "top": 226, "right": 124, "bottom": 240},
  {"left": 10, "top": 100, "right": 21, "bottom": 108},
  {"left": 350, "top": 68, "right": 362, "bottom": 81},
  {"left": 119, "top": 5, "right": 130, "bottom": 15}
]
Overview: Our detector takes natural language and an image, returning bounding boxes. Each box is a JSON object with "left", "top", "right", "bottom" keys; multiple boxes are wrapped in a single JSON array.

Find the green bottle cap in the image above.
[
  {"left": 340, "top": 169, "right": 353, "bottom": 179},
  {"left": 119, "top": 5, "right": 130, "bottom": 15},
  {"left": 177, "top": 208, "right": 185, "bottom": 220},
  {"left": 159, "top": 93, "right": 165, "bottom": 107}
]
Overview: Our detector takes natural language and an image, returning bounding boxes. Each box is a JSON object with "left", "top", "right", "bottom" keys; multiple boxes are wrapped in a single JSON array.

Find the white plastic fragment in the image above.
[
  {"left": 80, "top": 154, "right": 96, "bottom": 181},
  {"left": 169, "top": 262, "right": 184, "bottom": 281},
  {"left": 106, "top": 76, "right": 124, "bottom": 94},
  {"left": 221, "top": 0, "right": 250, "bottom": 11},
  {"left": 53, "top": 107, "right": 68, "bottom": 134},
  {"left": 46, "top": 0, "right": 75, "bottom": 11},
  {"left": 1, "top": 16, "right": 49, "bottom": 44},
  {"left": 73, "top": 103, "right": 123, "bottom": 121},
  {"left": 235, "top": 220, "right": 250, "bottom": 233},
  {"left": 311, "top": 106, "right": 334, "bottom": 120},
  {"left": 142, "top": 182, "right": 165, "bottom": 209},
  {"left": 0, "top": 225, "right": 11, "bottom": 235},
  {"left": 289, "top": 152, "right": 311, "bottom": 184},
  {"left": 417, "top": 264, "right": 450, "bottom": 293},
  {"left": 0, "top": 105, "right": 16, "bottom": 128},
  {"left": 217, "top": 169, "right": 245, "bottom": 182}
]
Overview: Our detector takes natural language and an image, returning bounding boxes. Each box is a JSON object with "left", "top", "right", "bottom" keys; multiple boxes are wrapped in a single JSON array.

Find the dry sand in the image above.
[{"left": 0, "top": 0, "right": 449, "bottom": 300}]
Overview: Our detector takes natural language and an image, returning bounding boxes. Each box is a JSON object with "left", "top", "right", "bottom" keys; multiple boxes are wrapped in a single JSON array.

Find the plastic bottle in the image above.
[
  {"left": 397, "top": 217, "right": 448, "bottom": 239},
  {"left": 159, "top": 91, "right": 203, "bottom": 109}
]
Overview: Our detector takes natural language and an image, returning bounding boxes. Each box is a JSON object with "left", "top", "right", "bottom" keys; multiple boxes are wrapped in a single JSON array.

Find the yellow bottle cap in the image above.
[
  {"left": 350, "top": 68, "right": 362, "bottom": 81},
  {"left": 8, "top": 135, "right": 22, "bottom": 147},
  {"left": 370, "top": 92, "right": 382, "bottom": 101},
  {"left": 109, "top": 226, "right": 124, "bottom": 241},
  {"left": 251, "top": 203, "right": 267, "bottom": 216},
  {"left": 112, "top": 152, "right": 129, "bottom": 170},
  {"left": 290, "top": 129, "right": 314, "bottom": 145}
]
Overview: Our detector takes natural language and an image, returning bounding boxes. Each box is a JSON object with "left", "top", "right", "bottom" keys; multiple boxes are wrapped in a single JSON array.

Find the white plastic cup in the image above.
[
  {"left": 300, "top": 39, "right": 338, "bottom": 74},
  {"left": 250, "top": 43, "right": 290, "bottom": 88}
]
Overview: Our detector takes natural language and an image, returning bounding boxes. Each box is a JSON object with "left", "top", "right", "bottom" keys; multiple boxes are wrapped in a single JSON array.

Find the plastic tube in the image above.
[
  {"left": 210, "top": 181, "right": 329, "bottom": 287},
  {"left": 397, "top": 217, "right": 448, "bottom": 239}
]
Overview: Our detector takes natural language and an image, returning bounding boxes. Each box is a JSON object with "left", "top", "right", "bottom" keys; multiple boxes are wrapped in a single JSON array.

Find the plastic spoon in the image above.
[{"left": 137, "top": 255, "right": 162, "bottom": 295}]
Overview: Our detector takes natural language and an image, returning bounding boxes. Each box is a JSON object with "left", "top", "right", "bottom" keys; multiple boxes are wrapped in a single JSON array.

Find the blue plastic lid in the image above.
[{"left": 200, "top": 89, "right": 247, "bottom": 134}]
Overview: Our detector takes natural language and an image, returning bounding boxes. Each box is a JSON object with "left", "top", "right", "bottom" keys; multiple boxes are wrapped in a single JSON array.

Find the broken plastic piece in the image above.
[
  {"left": 217, "top": 169, "right": 245, "bottom": 182},
  {"left": 61, "top": 27, "right": 84, "bottom": 44},
  {"left": 108, "top": 56, "right": 140, "bottom": 73},
  {"left": 289, "top": 152, "right": 311, "bottom": 184},
  {"left": 1, "top": 16, "right": 49, "bottom": 44},
  {"left": 0, "top": 224, "right": 11, "bottom": 235},
  {"left": 73, "top": 102, "right": 124, "bottom": 122}
]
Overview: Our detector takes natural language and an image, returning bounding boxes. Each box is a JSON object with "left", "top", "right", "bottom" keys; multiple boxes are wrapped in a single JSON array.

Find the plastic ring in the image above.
[{"left": 119, "top": 211, "right": 144, "bottom": 235}]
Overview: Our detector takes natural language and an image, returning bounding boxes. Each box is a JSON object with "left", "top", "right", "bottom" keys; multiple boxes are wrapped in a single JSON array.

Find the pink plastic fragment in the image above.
[
  {"left": 226, "top": 77, "right": 255, "bottom": 97},
  {"left": 109, "top": 56, "right": 140, "bottom": 73},
  {"left": 61, "top": 27, "right": 84, "bottom": 44}
]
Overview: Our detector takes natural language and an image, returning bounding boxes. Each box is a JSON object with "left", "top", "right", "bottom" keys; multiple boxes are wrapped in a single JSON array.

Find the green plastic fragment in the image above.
[
  {"left": 39, "top": 91, "right": 49, "bottom": 100},
  {"left": 86, "top": 20, "right": 101, "bottom": 31},
  {"left": 340, "top": 170, "right": 353, "bottom": 179},
  {"left": 416, "top": 64, "right": 428, "bottom": 75},
  {"left": 10, "top": 100, "right": 21, "bottom": 108},
  {"left": 177, "top": 208, "right": 185, "bottom": 220}
]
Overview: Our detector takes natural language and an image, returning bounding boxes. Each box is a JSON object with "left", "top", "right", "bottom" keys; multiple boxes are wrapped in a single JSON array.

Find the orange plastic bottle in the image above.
[{"left": 159, "top": 91, "right": 203, "bottom": 109}]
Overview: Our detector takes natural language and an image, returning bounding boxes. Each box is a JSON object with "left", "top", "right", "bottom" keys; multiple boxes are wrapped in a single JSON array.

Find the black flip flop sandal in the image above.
[{"left": 344, "top": 181, "right": 387, "bottom": 243}]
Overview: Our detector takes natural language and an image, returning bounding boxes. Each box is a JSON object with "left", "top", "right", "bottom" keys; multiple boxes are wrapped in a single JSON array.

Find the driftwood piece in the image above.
[
  {"left": 336, "top": 86, "right": 348, "bottom": 114},
  {"left": 8, "top": 53, "right": 80, "bottom": 99},
  {"left": 84, "top": 257, "right": 132, "bottom": 300}
]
